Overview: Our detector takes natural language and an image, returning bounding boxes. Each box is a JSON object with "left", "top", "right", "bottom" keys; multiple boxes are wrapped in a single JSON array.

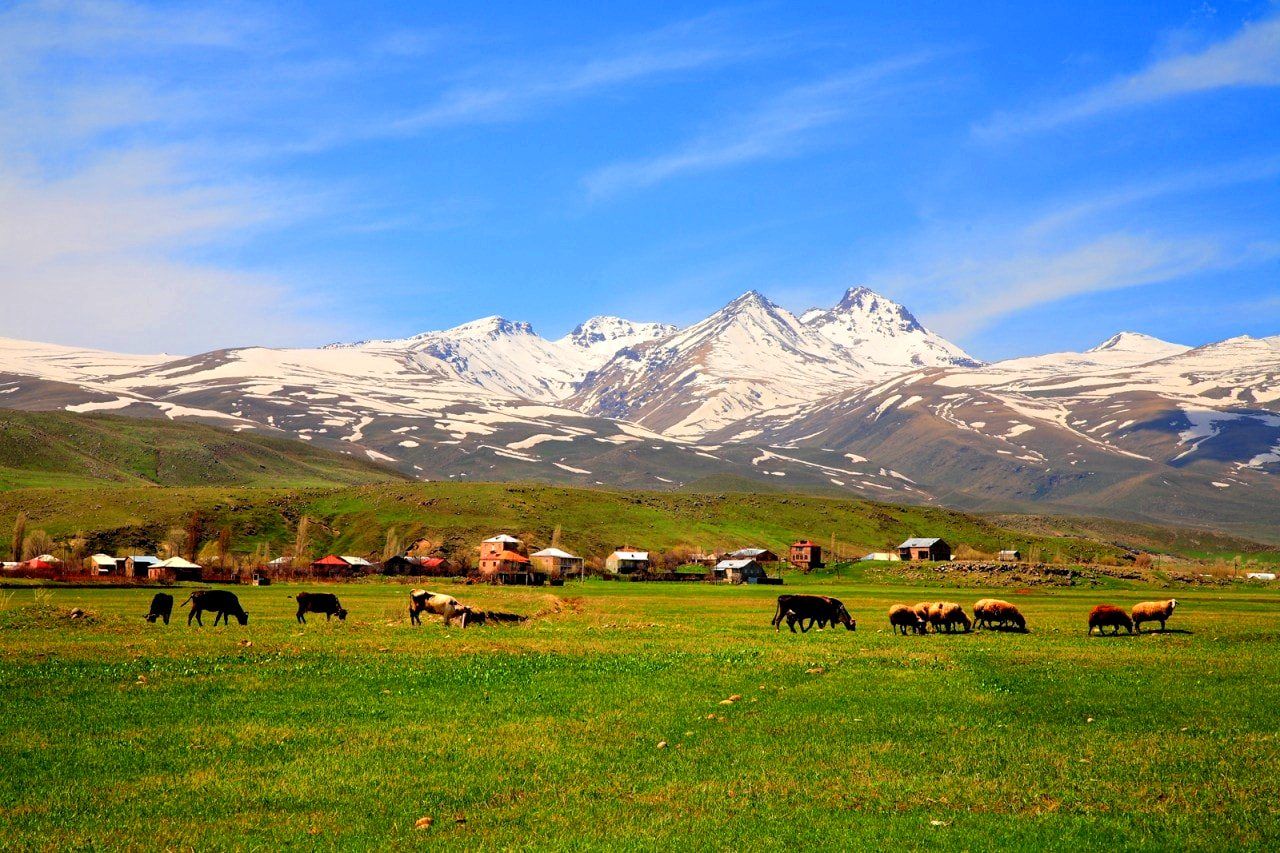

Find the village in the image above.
[{"left": 2, "top": 532, "right": 972, "bottom": 586}]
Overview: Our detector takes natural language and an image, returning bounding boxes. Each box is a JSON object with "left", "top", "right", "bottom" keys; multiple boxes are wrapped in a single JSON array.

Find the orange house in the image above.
[{"left": 478, "top": 534, "right": 526, "bottom": 577}]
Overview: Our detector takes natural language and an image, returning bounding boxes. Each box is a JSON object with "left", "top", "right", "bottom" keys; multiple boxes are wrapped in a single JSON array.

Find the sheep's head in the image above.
[{"left": 1168, "top": 599, "right": 1178, "bottom": 611}]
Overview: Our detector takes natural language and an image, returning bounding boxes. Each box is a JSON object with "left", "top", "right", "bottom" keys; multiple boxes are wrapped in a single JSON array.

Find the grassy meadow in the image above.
[{"left": 2, "top": 575, "right": 1278, "bottom": 850}]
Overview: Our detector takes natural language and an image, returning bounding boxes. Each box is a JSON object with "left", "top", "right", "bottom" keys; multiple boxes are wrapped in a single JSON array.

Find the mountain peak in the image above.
[
  {"left": 1087, "top": 331, "right": 1188, "bottom": 358},
  {"left": 442, "top": 316, "right": 535, "bottom": 338},
  {"left": 558, "top": 316, "right": 676, "bottom": 355}
]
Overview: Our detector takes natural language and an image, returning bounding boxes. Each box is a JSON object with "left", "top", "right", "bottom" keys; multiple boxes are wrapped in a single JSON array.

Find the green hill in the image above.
[
  {"left": 0, "top": 480, "right": 1271, "bottom": 566},
  {"left": 0, "top": 409, "right": 407, "bottom": 490}
]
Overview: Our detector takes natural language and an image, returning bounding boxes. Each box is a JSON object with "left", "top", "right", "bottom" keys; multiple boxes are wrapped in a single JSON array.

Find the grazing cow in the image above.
[
  {"left": 771, "top": 594, "right": 856, "bottom": 633},
  {"left": 181, "top": 590, "right": 248, "bottom": 626},
  {"left": 145, "top": 592, "right": 173, "bottom": 624},
  {"left": 1087, "top": 604, "right": 1133, "bottom": 635},
  {"left": 293, "top": 592, "right": 348, "bottom": 624},
  {"left": 408, "top": 589, "right": 472, "bottom": 627}
]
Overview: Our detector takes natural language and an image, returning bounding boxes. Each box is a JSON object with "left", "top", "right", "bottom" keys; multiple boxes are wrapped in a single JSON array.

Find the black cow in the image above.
[
  {"left": 294, "top": 592, "right": 348, "bottom": 624},
  {"left": 772, "top": 594, "right": 856, "bottom": 633},
  {"left": 181, "top": 589, "right": 249, "bottom": 626},
  {"left": 145, "top": 592, "right": 173, "bottom": 624}
]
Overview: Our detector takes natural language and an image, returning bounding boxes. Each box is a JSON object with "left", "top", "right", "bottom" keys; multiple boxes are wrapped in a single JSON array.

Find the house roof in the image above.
[
  {"left": 728, "top": 548, "right": 773, "bottom": 558},
  {"left": 899, "top": 538, "right": 944, "bottom": 548},
  {"left": 495, "top": 550, "right": 530, "bottom": 564},
  {"left": 156, "top": 557, "right": 201, "bottom": 569},
  {"left": 421, "top": 557, "right": 449, "bottom": 568},
  {"left": 610, "top": 550, "right": 648, "bottom": 561},
  {"left": 89, "top": 554, "right": 116, "bottom": 566},
  {"left": 532, "top": 547, "right": 579, "bottom": 559},
  {"left": 341, "top": 556, "right": 371, "bottom": 566},
  {"left": 791, "top": 540, "right": 818, "bottom": 547},
  {"left": 129, "top": 555, "right": 159, "bottom": 565},
  {"left": 267, "top": 556, "right": 290, "bottom": 565},
  {"left": 483, "top": 534, "right": 521, "bottom": 544},
  {"left": 312, "top": 554, "right": 350, "bottom": 566},
  {"left": 716, "top": 558, "right": 758, "bottom": 570}
]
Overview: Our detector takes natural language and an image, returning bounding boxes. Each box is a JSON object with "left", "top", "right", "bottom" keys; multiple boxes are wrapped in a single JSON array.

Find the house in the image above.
[
  {"left": 88, "top": 553, "right": 117, "bottom": 575},
  {"left": 726, "top": 547, "right": 780, "bottom": 563},
  {"left": 998, "top": 550, "right": 1021, "bottom": 562},
  {"left": 687, "top": 552, "right": 720, "bottom": 567},
  {"left": 605, "top": 549, "right": 650, "bottom": 574},
  {"left": 898, "top": 538, "right": 952, "bottom": 561},
  {"left": 381, "top": 555, "right": 454, "bottom": 576},
  {"left": 860, "top": 552, "right": 900, "bottom": 562},
  {"left": 151, "top": 557, "right": 203, "bottom": 582},
  {"left": 493, "top": 551, "right": 543, "bottom": 585},
  {"left": 125, "top": 555, "right": 159, "bottom": 578},
  {"left": 1246, "top": 572, "right": 1277, "bottom": 581},
  {"left": 531, "top": 547, "right": 584, "bottom": 579},
  {"left": 311, "top": 554, "right": 354, "bottom": 576},
  {"left": 714, "top": 558, "right": 768, "bottom": 584},
  {"left": 788, "top": 541, "right": 824, "bottom": 571},
  {"left": 479, "top": 534, "right": 525, "bottom": 576}
]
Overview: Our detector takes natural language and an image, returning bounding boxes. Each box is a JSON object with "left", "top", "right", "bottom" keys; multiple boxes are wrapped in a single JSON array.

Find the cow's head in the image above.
[
  {"left": 336, "top": 607, "right": 349, "bottom": 621},
  {"left": 234, "top": 611, "right": 249, "bottom": 625},
  {"left": 839, "top": 606, "right": 856, "bottom": 631}
]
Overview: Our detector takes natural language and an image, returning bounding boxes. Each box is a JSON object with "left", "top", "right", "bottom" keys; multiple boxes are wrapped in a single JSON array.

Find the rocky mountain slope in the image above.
[{"left": 0, "top": 288, "right": 1276, "bottom": 537}]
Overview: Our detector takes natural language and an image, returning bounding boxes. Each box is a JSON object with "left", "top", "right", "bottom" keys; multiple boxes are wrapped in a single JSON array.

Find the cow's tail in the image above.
[
  {"left": 772, "top": 598, "right": 784, "bottom": 630},
  {"left": 179, "top": 594, "right": 194, "bottom": 607}
]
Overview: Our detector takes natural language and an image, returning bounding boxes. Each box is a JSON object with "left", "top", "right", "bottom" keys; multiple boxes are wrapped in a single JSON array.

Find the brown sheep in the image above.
[
  {"left": 929, "top": 601, "right": 971, "bottom": 633},
  {"left": 888, "top": 604, "right": 927, "bottom": 635},
  {"left": 1131, "top": 599, "right": 1178, "bottom": 633},
  {"left": 911, "top": 601, "right": 937, "bottom": 632},
  {"left": 1087, "top": 604, "right": 1133, "bottom": 635},
  {"left": 974, "top": 599, "right": 1027, "bottom": 631}
]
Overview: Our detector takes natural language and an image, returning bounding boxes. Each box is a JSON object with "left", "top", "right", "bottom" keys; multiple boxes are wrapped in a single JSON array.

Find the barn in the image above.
[
  {"left": 311, "top": 554, "right": 354, "bottom": 576},
  {"left": 898, "top": 538, "right": 952, "bottom": 561},
  {"left": 125, "top": 555, "right": 159, "bottom": 578},
  {"left": 998, "top": 549, "right": 1021, "bottom": 562},
  {"left": 88, "top": 554, "right": 117, "bottom": 575},
  {"left": 151, "top": 557, "right": 203, "bottom": 582}
]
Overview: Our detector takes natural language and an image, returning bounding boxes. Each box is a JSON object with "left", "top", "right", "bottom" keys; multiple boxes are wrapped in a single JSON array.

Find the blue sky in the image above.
[{"left": 1, "top": 0, "right": 1278, "bottom": 360}]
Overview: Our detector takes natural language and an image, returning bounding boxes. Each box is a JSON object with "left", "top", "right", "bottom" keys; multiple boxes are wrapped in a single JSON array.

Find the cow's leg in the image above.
[
  {"left": 162, "top": 612, "right": 169, "bottom": 625},
  {"left": 326, "top": 612, "right": 332, "bottom": 621},
  {"left": 409, "top": 606, "right": 418, "bottom": 626},
  {"left": 188, "top": 607, "right": 195, "bottom": 626},
  {"left": 214, "top": 611, "right": 222, "bottom": 626}
]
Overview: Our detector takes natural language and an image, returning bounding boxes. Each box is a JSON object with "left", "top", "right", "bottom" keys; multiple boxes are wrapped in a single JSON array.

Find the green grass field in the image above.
[{"left": 2, "top": 577, "right": 1277, "bottom": 850}]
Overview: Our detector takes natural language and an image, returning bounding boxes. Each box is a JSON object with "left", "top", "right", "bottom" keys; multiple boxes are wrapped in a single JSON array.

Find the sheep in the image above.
[
  {"left": 888, "top": 604, "right": 927, "bottom": 635},
  {"left": 1131, "top": 599, "right": 1178, "bottom": 633},
  {"left": 929, "top": 602, "right": 971, "bottom": 633},
  {"left": 911, "top": 601, "right": 937, "bottom": 632},
  {"left": 1087, "top": 604, "right": 1133, "bottom": 635},
  {"left": 974, "top": 599, "right": 1026, "bottom": 632}
]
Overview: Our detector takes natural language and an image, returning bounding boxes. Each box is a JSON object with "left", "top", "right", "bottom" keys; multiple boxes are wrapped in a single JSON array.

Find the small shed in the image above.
[
  {"left": 789, "top": 541, "right": 824, "bottom": 570},
  {"left": 898, "top": 538, "right": 951, "bottom": 561},
  {"left": 341, "top": 556, "right": 373, "bottom": 573},
  {"left": 998, "top": 549, "right": 1021, "bottom": 562},
  {"left": 605, "top": 550, "right": 650, "bottom": 574},
  {"left": 860, "top": 552, "right": 900, "bottom": 562},
  {"left": 125, "top": 555, "right": 159, "bottom": 578},
  {"left": 531, "top": 547, "right": 584, "bottom": 579},
  {"left": 714, "top": 558, "right": 767, "bottom": 584}
]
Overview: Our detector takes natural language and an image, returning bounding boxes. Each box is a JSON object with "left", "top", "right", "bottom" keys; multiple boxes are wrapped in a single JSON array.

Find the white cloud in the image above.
[
  {"left": 388, "top": 12, "right": 768, "bottom": 133},
  {"left": 584, "top": 54, "right": 933, "bottom": 197},
  {"left": 980, "top": 15, "right": 1280, "bottom": 137}
]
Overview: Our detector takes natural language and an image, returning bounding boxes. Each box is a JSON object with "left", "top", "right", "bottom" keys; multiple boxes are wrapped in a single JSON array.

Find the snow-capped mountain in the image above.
[
  {"left": 558, "top": 316, "right": 677, "bottom": 360},
  {"left": 802, "top": 287, "right": 981, "bottom": 373},
  {"left": 571, "top": 290, "right": 871, "bottom": 438},
  {"left": 1, "top": 290, "right": 1279, "bottom": 536}
]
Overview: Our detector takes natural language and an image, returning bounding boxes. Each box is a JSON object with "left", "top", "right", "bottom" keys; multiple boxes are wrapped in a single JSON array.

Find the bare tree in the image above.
[
  {"left": 184, "top": 512, "right": 203, "bottom": 561},
  {"left": 11, "top": 512, "right": 26, "bottom": 563},
  {"left": 22, "top": 529, "right": 55, "bottom": 560},
  {"left": 551, "top": 524, "right": 562, "bottom": 548},
  {"left": 383, "top": 526, "right": 401, "bottom": 561},
  {"left": 293, "top": 516, "right": 312, "bottom": 569}
]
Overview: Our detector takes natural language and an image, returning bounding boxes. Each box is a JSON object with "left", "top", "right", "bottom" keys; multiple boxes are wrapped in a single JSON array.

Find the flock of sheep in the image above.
[{"left": 885, "top": 598, "right": 1179, "bottom": 635}]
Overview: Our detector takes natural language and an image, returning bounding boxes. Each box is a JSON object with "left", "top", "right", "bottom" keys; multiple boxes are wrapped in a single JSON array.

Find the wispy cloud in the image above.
[
  {"left": 583, "top": 54, "right": 933, "bottom": 197},
  {"left": 869, "top": 160, "right": 1280, "bottom": 337},
  {"left": 979, "top": 14, "right": 1280, "bottom": 137},
  {"left": 0, "top": 0, "right": 347, "bottom": 352},
  {"left": 387, "top": 12, "right": 769, "bottom": 134}
]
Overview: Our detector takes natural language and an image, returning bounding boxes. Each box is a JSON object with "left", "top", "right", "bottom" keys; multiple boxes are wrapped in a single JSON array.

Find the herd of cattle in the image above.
[
  {"left": 772, "top": 594, "right": 1180, "bottom": 635},
  {"left": 141, "top": 589, "right": 1181, "bottom": 636}
]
